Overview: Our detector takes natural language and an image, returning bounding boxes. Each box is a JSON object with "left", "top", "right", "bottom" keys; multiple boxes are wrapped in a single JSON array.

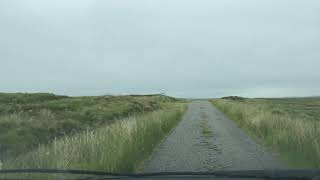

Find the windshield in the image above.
[{"left": 0, "top": 0, "right": 319, "bottom": 179}]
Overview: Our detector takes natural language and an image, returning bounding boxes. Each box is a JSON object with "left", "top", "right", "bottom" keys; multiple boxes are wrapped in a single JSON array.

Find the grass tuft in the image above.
[
  {"left": 202, "top": 126, "right": 213, "bottom": 137},
  {"left": 200, "top": 114, "right": 213, "bottom": 138}
]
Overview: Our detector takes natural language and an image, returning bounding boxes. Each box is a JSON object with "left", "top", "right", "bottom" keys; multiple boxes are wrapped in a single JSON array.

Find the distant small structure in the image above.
[
  {"left": 129, "top": 94, "right": 162, "bottom": 97},
  {"left": 221, "top": 96, "right": 246, "bottom": 100}
]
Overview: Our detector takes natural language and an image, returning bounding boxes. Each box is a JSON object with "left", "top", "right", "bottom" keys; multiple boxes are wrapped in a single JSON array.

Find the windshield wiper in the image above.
[{"left": 0, "top": 169, "right": 319, "bottom": 180}]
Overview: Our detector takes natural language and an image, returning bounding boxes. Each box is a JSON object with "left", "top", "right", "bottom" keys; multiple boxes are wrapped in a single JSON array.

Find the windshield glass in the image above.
[{"left": 0, "top": 0, "right": 319, "bottom": 178}]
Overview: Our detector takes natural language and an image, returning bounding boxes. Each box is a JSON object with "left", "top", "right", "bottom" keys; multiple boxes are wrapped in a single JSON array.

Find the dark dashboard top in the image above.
[{"left": 1, "top": 169, "right": 320, "bottom": 180}]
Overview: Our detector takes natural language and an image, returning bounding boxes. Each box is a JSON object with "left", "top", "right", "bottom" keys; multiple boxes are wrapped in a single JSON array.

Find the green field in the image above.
[
  {"left": 255, "top": 98, "right": 320, "bottom": 121},
  {"left": 212, "top": 97, "right": 320, "bottom": 168},
  {"left": 0, "top": 93, "right": 180, "bottom": 159}
]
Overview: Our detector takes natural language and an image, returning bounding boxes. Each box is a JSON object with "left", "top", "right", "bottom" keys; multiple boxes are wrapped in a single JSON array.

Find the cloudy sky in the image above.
[{"left": 0, "top": 0, "right": 319, "bottom": 98}]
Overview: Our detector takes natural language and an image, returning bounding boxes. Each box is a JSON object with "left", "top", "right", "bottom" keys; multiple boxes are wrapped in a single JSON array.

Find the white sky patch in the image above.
[{"left": 1, "top": 0, "right": 320, "bottom": 98}]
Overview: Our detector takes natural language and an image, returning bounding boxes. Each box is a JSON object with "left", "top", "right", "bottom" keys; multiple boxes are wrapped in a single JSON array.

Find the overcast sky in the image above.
[{"left": 1, "top": 0, "right": 319, "bottom": 98}]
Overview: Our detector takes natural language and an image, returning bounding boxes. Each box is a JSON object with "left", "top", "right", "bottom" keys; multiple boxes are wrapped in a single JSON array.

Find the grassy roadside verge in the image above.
[
  {"left": 0, "top": 93, "right": 176, "bottom": 158},
  {"left": 212, "top": 99, "right": 320, "bottom": 168},
  {"left": 3, "top": 103, "right": 187, "bottom": 173}
]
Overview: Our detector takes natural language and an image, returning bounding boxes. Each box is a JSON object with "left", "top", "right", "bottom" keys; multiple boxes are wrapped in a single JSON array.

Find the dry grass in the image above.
[
  {"left": 212, "top": 99, "right": 320, "bottom": 168},
  {"left": 3, "top": 103, "right": 186, "bottom": 175},
  {"left": 0, "top": 93, "right": 177, "bottom": 158}
]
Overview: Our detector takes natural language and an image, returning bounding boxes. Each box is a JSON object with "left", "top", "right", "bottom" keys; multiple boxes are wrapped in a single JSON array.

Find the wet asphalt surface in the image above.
[{"left": 143, "top": 101, "right": 284, "bottom": 172}]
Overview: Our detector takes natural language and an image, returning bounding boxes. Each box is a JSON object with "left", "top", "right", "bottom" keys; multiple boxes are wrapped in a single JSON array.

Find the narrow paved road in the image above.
[{"left": 143, "top": 101, "right": 284, "bottom": 172}]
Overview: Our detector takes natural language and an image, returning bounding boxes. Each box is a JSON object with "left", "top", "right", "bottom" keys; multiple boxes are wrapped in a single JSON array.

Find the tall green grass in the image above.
[
  {"left": 0, "top": 93, "right": 177, "bottom": 158},
  {"left": 212, "top": 99, "right": 320, "bottom": 168},
  {"left": 3, "top": 103, "right": 186, "bottom": 173}
]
